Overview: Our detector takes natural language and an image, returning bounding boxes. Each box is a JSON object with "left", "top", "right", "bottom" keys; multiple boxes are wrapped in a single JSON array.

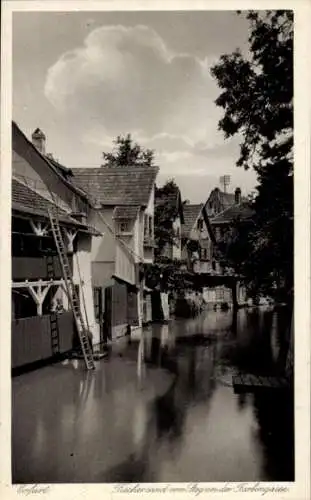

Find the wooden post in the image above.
[
  {"left": 28, "top": 280, "right": 52, "bottom": 315},
  {"left": 64, "top": 229, "right": 77, "bottom": 253},
  {"left": 29, "top": 220, "right": 48, "bottom": 236}
]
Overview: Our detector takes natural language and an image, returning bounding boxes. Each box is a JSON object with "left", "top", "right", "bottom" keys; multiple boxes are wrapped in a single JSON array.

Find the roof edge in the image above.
[{"left": 12, "top": 121, "right": 91, "bottom": 205}]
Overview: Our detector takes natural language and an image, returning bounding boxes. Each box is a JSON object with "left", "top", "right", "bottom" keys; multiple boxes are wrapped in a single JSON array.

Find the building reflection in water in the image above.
[
  {"left": 140, "top": 307, "right": 294, "bottom": 482},
  {"left": 13, "top": 306, "right": 294, "bottom": 483}
]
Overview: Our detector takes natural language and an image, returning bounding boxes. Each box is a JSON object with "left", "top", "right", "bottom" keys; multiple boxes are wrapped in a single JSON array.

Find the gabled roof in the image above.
[
  {"left": 206, "top": 188, "right": 247, "bottom": 212},
  {"left": 72, "top": 165, "right": 159, "bottom": 207},
  {"left": 113, "top": 205, "right": 140, "bottom": 220},
  {"left": 12, "top": 178, "right": 100, "bottom": 234},
  {"left": 210, "top": 201, "right": 254, "bottom": 224},
  {"left": 218, "top": 191, "right": 235, "bottom": 208},
  {"left": 182, "top": 204, "right": 204, "bottom": 237},
  {"left": 45, "top": 154, "right": 73, "bottom": 177},
  {"left": 12, "top": 121, "right": 90, "bottom": 204}
]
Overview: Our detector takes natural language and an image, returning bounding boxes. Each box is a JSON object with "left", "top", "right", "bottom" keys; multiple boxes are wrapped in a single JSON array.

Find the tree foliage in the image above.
[
  {"left": 102, "top": 134, "right": 154, "bottom": 167},
  {"left": 154, "top": 180, "right": 181, "bottom": 256},
  {"left": 144, "top": 258, "right": 193, "bottom": 293},
  {"left": 211, "top": 10, "right": 293, "bottom": 302}
]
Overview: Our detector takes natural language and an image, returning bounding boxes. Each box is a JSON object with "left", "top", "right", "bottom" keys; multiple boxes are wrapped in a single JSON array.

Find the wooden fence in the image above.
[{"left": 12, "top": 311, "right": 75, "bottom": 369}]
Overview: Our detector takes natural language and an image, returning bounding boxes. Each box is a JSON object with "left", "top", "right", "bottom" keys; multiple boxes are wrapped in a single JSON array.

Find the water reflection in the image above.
[
  {"left": 12, "top": 307, "right": 294, "bottom": 483},
  {"left": 134, "top": 307, "right": 294, "bottom": 482}
]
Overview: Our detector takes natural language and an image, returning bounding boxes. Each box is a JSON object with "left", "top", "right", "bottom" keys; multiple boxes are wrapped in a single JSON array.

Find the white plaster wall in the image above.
[
  {"left": 88, "top": 207, "right": 136, "bottom": 286},
  {"left": 115, "top": 244, "right": 135, "bottom": 285},
  {"left": 73, "top": 234, "right": 99, "bottom": 347},
  {"left": 172, "top": 216, "right": 182, "bottom": 260},
  {"left": 145, "top": 185, "right": 154, "bottom": 216},
  {"left": 143, "top": 186, "right": 155, "bottom": 264},
  {"left": 133, "top": 216, "right": 140, "bottom": 263},
  {"left": 189, "top": 213, "right": 209, "bottom": 242},
  {"left": 89, "top": 208, "right": 115, "bottom": 263},
  {"left": 13, "top": 150, "right": 73, "bottom": 213}
]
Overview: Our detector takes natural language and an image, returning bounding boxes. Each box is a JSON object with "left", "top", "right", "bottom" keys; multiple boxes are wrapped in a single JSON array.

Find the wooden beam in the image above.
[
  {"left": 29, "top": 220, "right": 49, "bottom": 236},
  {"left": 28, "top": 280, "right": 52, "bottom": 315},
  {"left": 63, "top": 228, "right": 77, "bottom": 252},
  {"left": 12, "top": 279, "right": 65, "bottom": 288}
]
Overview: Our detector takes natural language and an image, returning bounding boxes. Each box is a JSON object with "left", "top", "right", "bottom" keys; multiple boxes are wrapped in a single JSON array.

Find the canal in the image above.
[{"left": 12, "top": 307, "right": 294, "bottom": 483}]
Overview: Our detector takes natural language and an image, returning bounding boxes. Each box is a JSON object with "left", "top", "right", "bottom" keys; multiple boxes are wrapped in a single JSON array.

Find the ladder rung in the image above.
[{"left": 49, "top": 210, "right": 94, "bottom": 370}]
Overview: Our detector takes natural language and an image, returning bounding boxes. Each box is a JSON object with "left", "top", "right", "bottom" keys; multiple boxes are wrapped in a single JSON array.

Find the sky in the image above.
[{"left": 13, "top": 10, "right": 258, "bottom": 202}]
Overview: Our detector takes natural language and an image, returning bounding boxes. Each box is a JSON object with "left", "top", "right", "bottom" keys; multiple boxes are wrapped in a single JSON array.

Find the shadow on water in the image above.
[
  {"left": 252, "top": 389, "right": 294, "bottom": 481},
  {"left": 12, "top": 306, "right": 294, "bottom": 483},
  {"left": 137, "top": 307, "right": 294, "bottom": 482}
]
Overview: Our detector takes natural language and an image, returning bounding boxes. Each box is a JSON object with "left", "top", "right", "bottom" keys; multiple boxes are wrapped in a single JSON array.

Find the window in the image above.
[
  {"left": 212, "top": 261, "right": 216, "bottom": 271},
  {"left": 197, "top": 219, "right": 204, "bottom": 231},
  {"left": 216, "top": 288, "right": 224, "bottom": 301},
  {"left": 119, "top": 221, "right": 130, "bottom": 234}
]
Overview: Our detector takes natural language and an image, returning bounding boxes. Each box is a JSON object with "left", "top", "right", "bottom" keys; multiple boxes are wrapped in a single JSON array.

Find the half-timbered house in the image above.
[{"left": 12, "top": 122, "right": 100, "bottom": 369}]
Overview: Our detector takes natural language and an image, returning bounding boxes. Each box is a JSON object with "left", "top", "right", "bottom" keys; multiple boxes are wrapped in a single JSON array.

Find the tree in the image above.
[
  {"left": 211, "top": 10, "right": 293, "bottom": 303},
  {"left": 154, "top": 180, "right": 181, "bottom": 257},
  {"left": 102, "top": 134, "right": 154, "bottom": 167}
]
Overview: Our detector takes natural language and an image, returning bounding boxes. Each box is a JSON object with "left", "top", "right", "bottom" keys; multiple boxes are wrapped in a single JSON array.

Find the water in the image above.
[{"left": 12, "top": 307, "right": 294, "bottom": 483}]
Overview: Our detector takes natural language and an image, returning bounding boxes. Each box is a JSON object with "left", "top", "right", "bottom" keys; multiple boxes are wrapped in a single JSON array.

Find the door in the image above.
[
  {"left": 104, "top": 286, "right": 112, "bottom": 340},
  {"left": 127, "top": 289, "right": 139, "bottom": 326},
  {"left": 93, "top": 287, "right": 103, "bottom": 342}
]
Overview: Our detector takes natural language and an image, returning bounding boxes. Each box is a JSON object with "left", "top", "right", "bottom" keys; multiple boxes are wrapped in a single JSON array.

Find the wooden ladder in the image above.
[{"left": 48, "top": 209, "right": 95, "bottom": 370}]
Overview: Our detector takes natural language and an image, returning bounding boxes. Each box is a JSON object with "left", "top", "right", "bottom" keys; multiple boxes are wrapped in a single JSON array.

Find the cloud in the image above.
[
  {"left": 45, "top": 24, "right": 222, "bottom": 143},
  {"left": 44, "top": 23, "right": 257, "bottom": 199}
]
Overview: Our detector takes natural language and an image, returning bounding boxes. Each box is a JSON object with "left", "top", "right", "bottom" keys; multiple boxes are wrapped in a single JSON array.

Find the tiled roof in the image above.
[
  {"left": 72, "top": 165, "right": 159, "bottom": 207},
  {"left": 12, "top": 178, "right": 99, "bottom": 234},
  {"left": 12, "top": 121, "right": 89, "bottom": 203},
  {"left": 182, "top": 204, "right": 204, "bottom": 237},
  {"left": 45, "top": 155, "right": 73, "bottom": 176},
  {"left": 113, "top": 205, "right": 140, "bottom": 220},
  {"left": 210, "top": 202, "right": 254, "bottom": 224}
]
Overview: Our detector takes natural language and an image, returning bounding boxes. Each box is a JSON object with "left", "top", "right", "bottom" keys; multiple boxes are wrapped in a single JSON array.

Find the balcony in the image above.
[{"left": 12, "top": 255, "right": 73, "bottom": 281}]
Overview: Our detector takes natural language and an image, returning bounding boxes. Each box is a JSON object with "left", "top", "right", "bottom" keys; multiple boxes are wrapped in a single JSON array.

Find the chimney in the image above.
[
  {"left": 235, "top": 187, "right": 241, "bottom": 204},
  {"left": 32, "top": 128, "right": 46, "bottom": 154}
]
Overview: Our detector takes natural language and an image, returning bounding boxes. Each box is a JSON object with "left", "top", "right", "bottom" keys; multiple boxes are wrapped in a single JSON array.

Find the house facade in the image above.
[
  {"left": 72, "top": 165, "right": 159, "bottom": 338},
  {"left": 204, "top": 187, "right": 253, "bottom": 307},
  {"left": 12, "top": 122, "right": 100, "bottom": 369},
  {"left": 181, "top": 203, "right": 215, "bottom": 274}
]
